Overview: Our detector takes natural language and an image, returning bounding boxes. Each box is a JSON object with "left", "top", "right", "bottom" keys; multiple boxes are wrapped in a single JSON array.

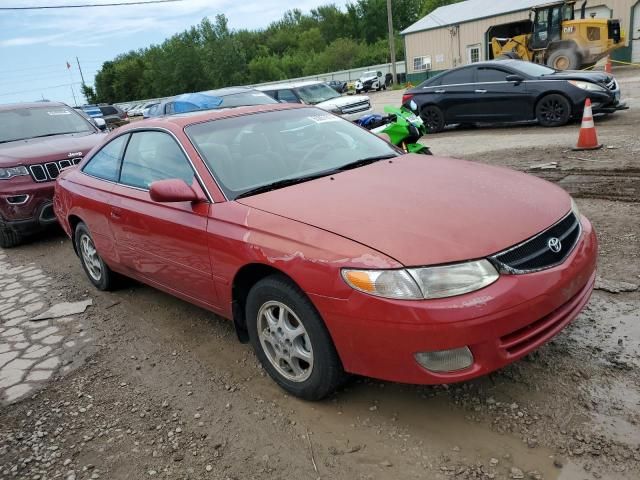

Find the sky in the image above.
[{"left": 0, "top": 0, "right": 348, "bottom": 106}]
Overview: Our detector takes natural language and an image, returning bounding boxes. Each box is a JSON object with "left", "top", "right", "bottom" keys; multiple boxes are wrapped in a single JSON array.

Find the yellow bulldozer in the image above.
[{"left": 491, "top": 0, "right": 625, "bottom": 70}]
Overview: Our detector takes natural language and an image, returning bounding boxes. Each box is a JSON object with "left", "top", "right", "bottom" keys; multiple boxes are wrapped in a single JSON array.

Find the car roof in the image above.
[
  {"left": 0, "top": 101, "right": 67, "bottom": 111},
  {"left": 115, "top": 103, "right": 308, "bottom": 131},
  {"left": 254, "top": 80, "right": 325, "bottom": 90}
]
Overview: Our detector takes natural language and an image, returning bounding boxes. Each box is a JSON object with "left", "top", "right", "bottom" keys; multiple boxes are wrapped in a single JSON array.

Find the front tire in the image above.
[
  {"left": 74, "top": 222, "right": 116, "bottom": 291},
  {"left": 420, "top": 105, "right": 445, "bottom": 133},
  {"left": 536, "top": 94, "right": 571, "bottom": 127},
  {"left": 547, "top": 48, "right": 581, "bottom": 70},
  {"left": 246, "top": 275, "right": 345, "bottom": 400}
]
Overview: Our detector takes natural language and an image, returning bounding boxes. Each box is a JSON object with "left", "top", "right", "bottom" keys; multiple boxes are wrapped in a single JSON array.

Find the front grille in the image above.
[
  {"left": 342, "top": 100, "right": 370, "bottom": 114},
  {"left": 491, "top": 212, "right": 581, "bottom": 273},
  {"left": 29, "top": 158, "right": 82, "bottom": 182}
]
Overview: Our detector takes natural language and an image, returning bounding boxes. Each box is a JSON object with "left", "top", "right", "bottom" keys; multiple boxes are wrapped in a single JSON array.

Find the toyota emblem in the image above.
[{"left": 547, "top": 237, "right": 562, "bottom": 253}]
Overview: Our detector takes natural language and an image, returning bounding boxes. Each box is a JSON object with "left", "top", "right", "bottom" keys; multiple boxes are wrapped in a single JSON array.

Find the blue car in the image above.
[
  {"left": 145, "top": 87, "right": 277, "bottom": 117},
  {"left": 77, "top": 105, "right": 103, "bottom": 118}
]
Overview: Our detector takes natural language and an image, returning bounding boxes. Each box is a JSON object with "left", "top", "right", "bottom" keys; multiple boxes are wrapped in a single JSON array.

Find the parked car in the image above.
[
  {"left": 129, "top": 102, "right": 157, "bottom": 117},
  {"left": 326, "top": 80, "right": 348, "bottom": 94},
  {"left": 97, "top": 104, "right": 129, "bottom": 129},
  {"left": 355, "top": 71, "right": 385, "bottom": 93},
  {"left": 0, "top": 102, "right": 106, "bottom": 247},
  {"left": 75, "top": 109, "right": 108, "bottom": 131},
  {"left": 141, "top": 102, "right": 160, "bottom": 119},
  {"left": 404, "top": 59, "right": 627, "bottom": 133},
  {"left": 77, "top": 105, "right": 103, "bottom": 119},
  {"left": 145, "top": 88, "right": 277, "bottom": 117},
  {"left": 256, "top": 81, "right": 372, "bottom": 121},
  {"left": 54, "top": 103, "right": 597, "bottom": 400},
  {"left": 124, "top": 103, "right": 141, "bottom": 114}
]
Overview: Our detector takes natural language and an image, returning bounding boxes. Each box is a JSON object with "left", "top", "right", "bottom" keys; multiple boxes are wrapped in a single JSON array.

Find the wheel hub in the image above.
[{"left": 257, "top": 301, "right": 313, "bottom": 383}]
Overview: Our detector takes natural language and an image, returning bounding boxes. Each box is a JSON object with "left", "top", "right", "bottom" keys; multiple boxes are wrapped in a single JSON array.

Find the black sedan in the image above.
[
  {"left": 327, "top": 80, "right": 348, "bottom": 93},
  {"left": 403, "top": 60, "right": 627, "bottom": 133}
]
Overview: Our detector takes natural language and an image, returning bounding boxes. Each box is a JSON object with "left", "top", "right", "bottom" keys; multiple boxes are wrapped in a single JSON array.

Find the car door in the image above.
[
  {"left": 108, "top": 130, "right": 217, "bottom": 306},
  {"left": 431, "top": 67, "right": 477, "bottom": 123},
  {"left": 472, "top": 66, "right": 530, "bottom": 121},
  {"left": 78, "top": 134, "right": 129, "bottom": 266}
]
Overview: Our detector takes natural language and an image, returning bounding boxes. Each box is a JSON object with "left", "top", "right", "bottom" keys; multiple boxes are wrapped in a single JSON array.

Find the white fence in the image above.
[{"left": 114, "top": 61, "right": 406, "bottom": 109}]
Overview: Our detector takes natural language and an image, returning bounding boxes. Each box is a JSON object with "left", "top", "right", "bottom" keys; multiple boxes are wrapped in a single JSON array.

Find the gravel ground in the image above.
[{"left": 1, "top": 67, "right": 639, "bottom": 480}]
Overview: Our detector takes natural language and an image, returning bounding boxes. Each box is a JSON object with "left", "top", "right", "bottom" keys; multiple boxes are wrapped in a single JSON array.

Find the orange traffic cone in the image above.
[
  {"left": 574, "top": 98, "right": 602, "bottom": 151},
  {"left": 604, "top": 55, "right": 612, "bottom": 74}
]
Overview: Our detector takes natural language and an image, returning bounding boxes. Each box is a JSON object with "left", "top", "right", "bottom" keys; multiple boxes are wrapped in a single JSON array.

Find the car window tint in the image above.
[
  {"left": 477, "top": 68, "right": 509, "bottom": 83},
  {"left": 83, "top": 134, "right": 128, "bottom": 181},
  {"left": 120, "top": 131, "right": 194, "bottom": 190},
  {"left": 165, "top": 102, "right": 175, "bottom": 115},
  {"left": 276, "top": 89, "right": 299, "bottom": 103},
  {"left": 439, "top": 68, "right": 474, "bottom": 85}
]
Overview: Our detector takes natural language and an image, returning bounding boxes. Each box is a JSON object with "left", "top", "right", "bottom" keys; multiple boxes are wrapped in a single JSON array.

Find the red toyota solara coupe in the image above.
[{"left": 54, "top": 104, "right": 597, "bottom": 400}]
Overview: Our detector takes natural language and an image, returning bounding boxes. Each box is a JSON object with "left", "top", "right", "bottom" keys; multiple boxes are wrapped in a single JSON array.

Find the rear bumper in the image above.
[{"left": 311, "top": 216, "right": 597, "bottom": 385}]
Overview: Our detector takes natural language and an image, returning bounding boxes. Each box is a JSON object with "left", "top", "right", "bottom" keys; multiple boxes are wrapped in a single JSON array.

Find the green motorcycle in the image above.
[{"left": 356, "top": 105, "right": 431, "bottom": 155}]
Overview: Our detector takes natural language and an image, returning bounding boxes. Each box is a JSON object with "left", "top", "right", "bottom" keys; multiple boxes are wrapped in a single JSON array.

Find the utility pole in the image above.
[
  {"left": 386, "top": 0, "right": 397, "bottom": 86},
  {"left": 76, "top": 56, "right": 86, "bottom": 86}
]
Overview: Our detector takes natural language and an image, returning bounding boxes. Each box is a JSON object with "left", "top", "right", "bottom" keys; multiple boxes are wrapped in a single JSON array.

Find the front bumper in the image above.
[
  {"left": 311, "top": 216, "right": 598, "bottom": 385},
  {"left": 0, "top": 180, "right": 57, "bottom": 235},
  {"left": 340, "top": 107, "right": 374, "bottom": 122}
]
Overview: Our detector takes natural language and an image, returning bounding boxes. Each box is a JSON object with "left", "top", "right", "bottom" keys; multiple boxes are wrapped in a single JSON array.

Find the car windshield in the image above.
[
  {"left": 295, "top": 84, "right": 341, "bottom": 104},
  {"left": 186, "top": 107, "right": 398, "bottom": 199},
  {"left": 0, "top": 106, "right": 94, "bottom": 144},
  {"left": 510, "top": 61, "right": 556, "bottom": 77}
]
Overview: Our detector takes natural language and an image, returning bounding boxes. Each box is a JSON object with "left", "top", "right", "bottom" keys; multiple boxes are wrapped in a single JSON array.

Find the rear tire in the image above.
[
  {"left": 547, "top": 48, "right": 581, "bottom": 70},
  {"left": 0, "top": 227, "right": 21, "bottom": 248},
  {"left": 246, "top": 274, "right": 346, "bottom": 400},
  {"left": 74, "top": 222, "right": 116, "bottom": 291},
  {"left": 420, "top": 105, "right": 445, "bottom": 133},
  {"left": 536, "top": 94, "right": 572, "bottom": 127}
]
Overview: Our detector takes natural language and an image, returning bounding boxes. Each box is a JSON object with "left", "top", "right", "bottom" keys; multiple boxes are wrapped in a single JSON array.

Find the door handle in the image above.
[
  {"left": 475, "top": 89, "right": 487, "bottom": 93},
  {"left": 110, "top": 207, "right": 122, "bottom": 219},
  {"left": 435, "top": 89, "right": 446, "bottom": 93}
]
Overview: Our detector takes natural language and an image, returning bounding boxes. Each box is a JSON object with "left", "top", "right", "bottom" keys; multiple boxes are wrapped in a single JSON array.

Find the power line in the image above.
[
  {"left": 0, "top": 0, "right": 182, "bottom": 10},
  {"left": 0, "top": 81, "right": 83, "bottom": 97},
  {"left": 0, "top": 61, "right": 103, "bottom": 75}
]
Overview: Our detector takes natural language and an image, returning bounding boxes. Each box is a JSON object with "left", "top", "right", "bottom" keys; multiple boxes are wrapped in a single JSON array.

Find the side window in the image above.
[
  {"left": 165, "top": 102, "right": 175, "bottom": 115},
  {"left": 477, "top": 68, "right": 509, "bottom": 83},
  {"left": 277, "top": 89, "right": 300, "bottom": 103},
  {"left": 82, "top": 134, "right": 128, "bottom": 181},
  {"left": 120, "top": 131, "right": 194, "bottom": 190},
  {"left": 439, "top": 68, "right": 474, "bottom": 85}
]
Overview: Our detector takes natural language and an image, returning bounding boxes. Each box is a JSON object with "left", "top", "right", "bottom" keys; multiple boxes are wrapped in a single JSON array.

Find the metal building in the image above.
[{"left": 401, "top": 0, "right": 637, "bottom": 84}]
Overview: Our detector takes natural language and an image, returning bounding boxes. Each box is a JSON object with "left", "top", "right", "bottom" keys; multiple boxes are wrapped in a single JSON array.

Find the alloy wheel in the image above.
[
  {"left": 423, "top": 108, "right": 442, "bottom": 131},
  {"left": 257, "top": 300, "right": 313, "bottom": 382},
  {"left": 80, "top": 233, "right": 102, "bottom": 282},
  {"left": 539, "top": 98, "right": 566, "bottom": 123}
]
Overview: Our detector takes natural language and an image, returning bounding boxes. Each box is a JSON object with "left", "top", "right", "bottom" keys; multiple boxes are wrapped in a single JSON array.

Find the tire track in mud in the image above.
[{"left": 529, "top": 169, "right": 640, "bottom": 203}]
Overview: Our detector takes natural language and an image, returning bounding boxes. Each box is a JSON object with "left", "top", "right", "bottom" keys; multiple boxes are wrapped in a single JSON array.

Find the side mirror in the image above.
[
  {"left": 506, "top": 74, "right": 525, "bottom": 84},
  {"left": 149, "top": 179, "right": 199, "bottom": 203},
  {"left": 94, "top": 118, "right": 107, "bottom": 131}
]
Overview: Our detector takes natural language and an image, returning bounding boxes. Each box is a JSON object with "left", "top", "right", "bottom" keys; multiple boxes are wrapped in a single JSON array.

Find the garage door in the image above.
[{"left": 633, "top": 2, "right": 640, "bottom": 63}]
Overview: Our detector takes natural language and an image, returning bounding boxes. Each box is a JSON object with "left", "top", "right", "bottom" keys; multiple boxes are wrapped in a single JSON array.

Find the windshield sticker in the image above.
[
  {"left": 308, "top": 114, "right": 340, "bottom": 124},
  {"left": 47, "top": 110, "right": 72, "bottom": 116}
]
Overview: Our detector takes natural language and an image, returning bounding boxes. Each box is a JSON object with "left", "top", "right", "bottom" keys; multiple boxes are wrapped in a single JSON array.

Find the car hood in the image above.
[
  {"left": 0, "top": 132, "right": 104, "bottom": 167},
  {"left": 237, "top": 155, "right": 571, "bottom": 267},
  {"left": 542, "top": 70, "right": 613, "bottom": 85},
  {"left": 317, "top": 95, "right": 370, "bottom": 109}
]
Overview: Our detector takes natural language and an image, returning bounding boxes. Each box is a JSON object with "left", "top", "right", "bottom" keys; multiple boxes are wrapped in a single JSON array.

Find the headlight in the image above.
[
  {"left": 0, "top": 166, "right": 29, "bottom": 180},
  {"left": 342, "top": 259, "right": 499, "bottom": 300},
  {"left": 568, "top": 80, "right": 607, "bottom": 92},
  {"left": 342, "top": 269, "right": 423, "bottom": 300}
]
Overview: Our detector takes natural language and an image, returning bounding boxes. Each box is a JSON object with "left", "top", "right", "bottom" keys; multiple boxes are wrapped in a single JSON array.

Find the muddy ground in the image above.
[{"left": 1, "top": 68, "right": 639, "bottom": 480}]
